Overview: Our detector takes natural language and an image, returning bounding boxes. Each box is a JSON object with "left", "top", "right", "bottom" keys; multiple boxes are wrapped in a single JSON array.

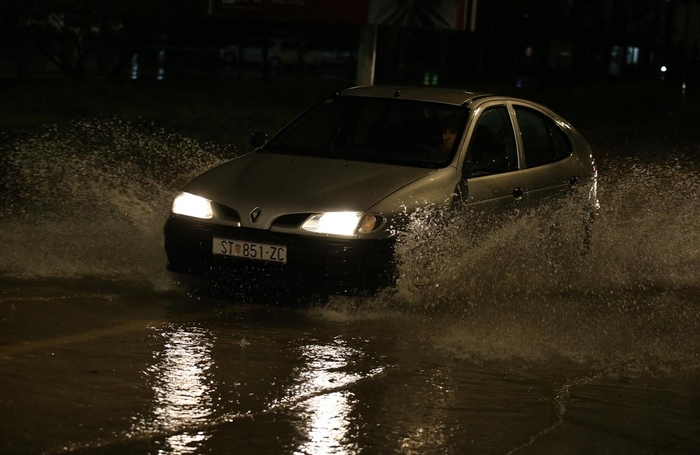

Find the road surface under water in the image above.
[{"left": 1, "top": 120, "right": 699, "bottom": 454}]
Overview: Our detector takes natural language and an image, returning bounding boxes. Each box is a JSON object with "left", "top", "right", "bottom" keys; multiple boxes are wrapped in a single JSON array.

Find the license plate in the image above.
[{"left": 213, "top": 237, "right": 287, "bottom": 264}]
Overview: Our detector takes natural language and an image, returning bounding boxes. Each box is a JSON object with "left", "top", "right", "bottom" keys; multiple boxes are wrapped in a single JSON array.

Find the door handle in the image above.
[{"left": 513, "top": 187, "right": 524, "bottom": 200}]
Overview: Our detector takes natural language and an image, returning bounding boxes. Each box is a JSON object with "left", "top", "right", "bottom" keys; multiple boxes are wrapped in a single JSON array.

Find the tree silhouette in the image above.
[{"left": 0, "top": 0, "right": 205, "bottom": 78}]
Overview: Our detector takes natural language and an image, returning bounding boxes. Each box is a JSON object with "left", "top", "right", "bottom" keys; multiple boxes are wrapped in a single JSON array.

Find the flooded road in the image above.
[
  {"left": 1, "top": 120, "right": 700, "bottom": 454},
  {"left": 2, "top": 278, "right": 699, "bottom": 454}
]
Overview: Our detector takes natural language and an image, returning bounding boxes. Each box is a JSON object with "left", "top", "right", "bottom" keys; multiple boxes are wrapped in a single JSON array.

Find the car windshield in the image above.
[{"left": 262, "top": 96, "right": 468, "bottom": 168}]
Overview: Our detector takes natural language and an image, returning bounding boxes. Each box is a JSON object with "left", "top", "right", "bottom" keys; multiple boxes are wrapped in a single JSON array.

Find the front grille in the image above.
[
  {"left": 270, "top": 213, "right": 312, "bottom": 229},
  {"left": 213, "top": 203, "right": 240, "bottom": 223},
  {"left": 164, "top": 215, "right": 396, "bottom": 294}
]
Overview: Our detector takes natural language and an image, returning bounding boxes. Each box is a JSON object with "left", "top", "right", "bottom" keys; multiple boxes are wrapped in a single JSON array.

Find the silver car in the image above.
[{"left": 164, "top": 86, "right": 597, "bottom": 295}]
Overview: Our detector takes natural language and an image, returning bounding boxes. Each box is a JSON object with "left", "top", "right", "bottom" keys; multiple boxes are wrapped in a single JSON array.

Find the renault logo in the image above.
[{"left": 250, "top": 207, "right": 261, "bottom": 223}]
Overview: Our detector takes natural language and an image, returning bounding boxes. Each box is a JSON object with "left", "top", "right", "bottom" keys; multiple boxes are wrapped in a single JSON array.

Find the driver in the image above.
[{"left": 440, "top": 123, "right": 457, "bottom": 153}]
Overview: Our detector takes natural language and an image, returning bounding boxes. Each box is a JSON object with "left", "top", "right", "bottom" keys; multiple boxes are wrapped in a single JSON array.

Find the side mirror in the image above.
[{"left": 250, "top": 132, "right": 268, "bottom": 148}]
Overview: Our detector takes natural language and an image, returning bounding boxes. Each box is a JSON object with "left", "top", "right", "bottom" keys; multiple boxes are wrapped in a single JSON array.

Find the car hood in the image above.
[{"left": 182, "top": 152, "right": 435, "bottom": 228}]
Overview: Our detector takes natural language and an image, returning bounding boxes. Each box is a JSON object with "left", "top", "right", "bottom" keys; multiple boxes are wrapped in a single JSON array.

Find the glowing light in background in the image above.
[
  {"left": 157, "top": 49, "right": 166, "bottom": 81},
  {"left": 130, "top": 54, "right": 138, "bottom": 80},
  {"left": 423, "top": 72, "right": 439, "bottom": 86},
  {"left": 129, "top": 49, "right": 167, "bottom": 81}
]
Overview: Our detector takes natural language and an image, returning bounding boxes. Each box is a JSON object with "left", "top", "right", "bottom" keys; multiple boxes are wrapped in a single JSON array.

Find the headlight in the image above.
[
  {"left": 171, "top": 191, "right": 213, "bottom": 219},
  {"left": 301, "top": 212, "right": 379, "bottom": 236}
]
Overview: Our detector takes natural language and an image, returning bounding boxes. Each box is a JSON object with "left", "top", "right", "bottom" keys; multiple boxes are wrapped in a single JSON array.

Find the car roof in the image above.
[{"left": 338, "top": 86, "right": 490, "bottom": 106}]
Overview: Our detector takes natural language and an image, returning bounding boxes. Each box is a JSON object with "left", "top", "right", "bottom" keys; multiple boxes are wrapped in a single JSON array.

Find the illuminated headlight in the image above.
[
  {"left": 171, "top": 191, "right": 213, "bottom": 219},
  {"left": 301, "top": 212, "right": 378, "bottom": 236}
]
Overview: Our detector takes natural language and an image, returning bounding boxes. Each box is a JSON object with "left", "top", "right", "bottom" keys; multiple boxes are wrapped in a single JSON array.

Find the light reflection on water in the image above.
[
  {"left": 279, "top": 338, "right": 368, "bottom": 455},
  {"left": 296, "top": 391, "right": 357, "bottom": 455},
  {"left": 133, "top": 325, "right": 215, "bottom": 454}
]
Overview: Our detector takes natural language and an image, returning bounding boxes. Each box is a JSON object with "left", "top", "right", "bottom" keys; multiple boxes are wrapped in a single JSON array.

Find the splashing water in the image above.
[
  {"left": 0, "top": 118, "right": 226, "bottom": 285},
  {"left": 389, "top": 154, "right": 700, "bottom": 304},
  {"left": 321, "top": 150, "right": 700, "bottom": 367},
  {"left": 2, "top": 121, "right": 699, "bottom": 367}
]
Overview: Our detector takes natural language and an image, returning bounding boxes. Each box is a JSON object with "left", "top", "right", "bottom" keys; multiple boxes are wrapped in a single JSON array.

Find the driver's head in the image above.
[{"left": 442, "top": 126, "right": 457, "bottom": 150}]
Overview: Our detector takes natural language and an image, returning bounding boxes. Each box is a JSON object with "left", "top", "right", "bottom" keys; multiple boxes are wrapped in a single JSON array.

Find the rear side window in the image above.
[
  {"left": 514, "top": 106, "right": 571, "bottom": 168},
  {"left": 467, "top": 106, "right": 518, "bottom": 176}
]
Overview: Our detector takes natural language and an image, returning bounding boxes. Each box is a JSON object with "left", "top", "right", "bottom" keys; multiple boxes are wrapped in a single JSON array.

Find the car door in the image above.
[
  {"left": 511, "top": 103, "right": 582, "bottom": 203},
  {"left": 458, "top": 103, "right": 528, "bottom": 211}
]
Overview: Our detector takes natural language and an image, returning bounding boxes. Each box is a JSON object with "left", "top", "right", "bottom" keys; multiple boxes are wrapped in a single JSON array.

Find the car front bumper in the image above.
[{"left": 163, "top": 215, "right": 397, "bottom": 295}]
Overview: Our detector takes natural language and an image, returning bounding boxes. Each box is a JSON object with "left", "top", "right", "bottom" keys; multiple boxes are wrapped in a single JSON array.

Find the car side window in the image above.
[
  {"left": 466, "top": 106, "right": 518, "bottom": 177},
  {"left": 514, "top": 106, "right": 572, "bottom": 168}
]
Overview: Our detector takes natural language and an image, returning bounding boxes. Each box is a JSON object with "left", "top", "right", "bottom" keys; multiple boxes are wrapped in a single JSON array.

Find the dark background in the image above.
[{"left": 0, "top": 0, "right": 698, "bottom": 148}]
